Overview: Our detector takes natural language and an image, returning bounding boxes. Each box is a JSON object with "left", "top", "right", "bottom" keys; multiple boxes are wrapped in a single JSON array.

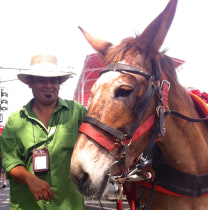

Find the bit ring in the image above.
[{"left": 48, "top": 188, "right": 53, "bottom": 192}]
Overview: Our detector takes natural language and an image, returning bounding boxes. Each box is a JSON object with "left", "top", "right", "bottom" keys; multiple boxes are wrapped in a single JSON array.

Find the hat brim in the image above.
[
  {"left": 17, "top": 62, "right": 75, "bottom": 84},
  {"left": 17, "top": 73, "right": 73, "bottom": 84}
]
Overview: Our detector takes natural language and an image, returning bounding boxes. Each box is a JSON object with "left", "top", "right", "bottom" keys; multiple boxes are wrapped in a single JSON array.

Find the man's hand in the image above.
[
  {"left": 26, "top": 175, "right": 54, "bottom": 201},
  {"left": 9, "top": 165, "right": 54, "bottom": 201}
]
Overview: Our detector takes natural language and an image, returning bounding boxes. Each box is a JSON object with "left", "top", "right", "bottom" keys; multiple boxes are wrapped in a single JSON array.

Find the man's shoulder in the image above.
[
  {"left": 59, "top": 99, "right": 87, "bottom": 120},
  {"left": 8, "top": 108, "right": 24, "bottom": 119},
  {"left": 59, "top": 98, "right": 86, "bottom": 110}
]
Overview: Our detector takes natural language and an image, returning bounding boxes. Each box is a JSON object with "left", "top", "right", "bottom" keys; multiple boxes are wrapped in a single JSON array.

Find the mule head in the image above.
[{"left": 70, "top": 0, "right": 178, "bottom": 198}]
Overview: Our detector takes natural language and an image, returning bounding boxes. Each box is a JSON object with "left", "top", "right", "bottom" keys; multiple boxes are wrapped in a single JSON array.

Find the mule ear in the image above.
[
  {"left": 137, "top": 0, "right": 178, "bottom": 56},
  {"left": 79, "top": 26, "right": 113, "bottom": 57}
]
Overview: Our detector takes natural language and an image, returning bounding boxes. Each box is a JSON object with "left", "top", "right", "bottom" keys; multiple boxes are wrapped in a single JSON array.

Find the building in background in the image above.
[{"left": 0, "top": 76, "right": 9, "bottom": 124}]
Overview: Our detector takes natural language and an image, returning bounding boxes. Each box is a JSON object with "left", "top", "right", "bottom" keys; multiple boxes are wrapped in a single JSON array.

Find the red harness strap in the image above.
[
  {"left": 139, "top": 181, "right": 208, "bottom": 198},
  {"left": 122, "top": 182, "right": 137, "bottom": 210},
  {"left": 122, "top": 180, "right": 208, "bottom": 210},
  {"left": 116, "top": 199, "right": 123, "bottom": 210},
  {"left": 79, "top": 113, "right": 156, "bottom": 151},
  {"left": 79, "top": 123, "right": 117, "bottom": 152},
  {"left": 131, "top": 114, "right": 155, "bottom": 142}
]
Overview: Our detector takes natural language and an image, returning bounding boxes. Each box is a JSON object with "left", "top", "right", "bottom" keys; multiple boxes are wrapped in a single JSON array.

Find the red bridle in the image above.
[{"left": 79, "top": 113, "right": 156, "bottom": 155}]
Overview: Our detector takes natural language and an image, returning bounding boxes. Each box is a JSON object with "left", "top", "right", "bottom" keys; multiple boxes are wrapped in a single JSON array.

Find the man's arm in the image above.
[{"left": 9, "top": 165, "right": 54, "bottom": 201}]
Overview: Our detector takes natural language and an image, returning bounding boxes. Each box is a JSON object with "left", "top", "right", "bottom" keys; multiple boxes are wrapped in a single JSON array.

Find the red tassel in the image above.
[{"left": 116, "top": 199, "right": 123, "bottom": 210}]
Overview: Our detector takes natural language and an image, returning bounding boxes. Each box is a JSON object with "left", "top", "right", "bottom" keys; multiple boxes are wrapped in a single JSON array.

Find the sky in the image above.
[{"left": 0, "top": 0, "right": 208, "bottom": 123}]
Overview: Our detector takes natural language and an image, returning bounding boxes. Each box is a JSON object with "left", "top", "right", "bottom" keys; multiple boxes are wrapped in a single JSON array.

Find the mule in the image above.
[{"left": 70, "top": 0, "right": 208, "bottom": 209}]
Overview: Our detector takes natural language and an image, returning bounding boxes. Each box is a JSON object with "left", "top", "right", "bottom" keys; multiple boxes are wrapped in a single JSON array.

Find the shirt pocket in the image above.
[{"left": 52, "top": 124, "right": 79, "bottom": 150}]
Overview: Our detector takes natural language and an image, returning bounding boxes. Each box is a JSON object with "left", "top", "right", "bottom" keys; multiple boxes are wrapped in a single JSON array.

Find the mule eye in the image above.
[{"left": 115, "top": 85, "right": 133, "bottom": 98}]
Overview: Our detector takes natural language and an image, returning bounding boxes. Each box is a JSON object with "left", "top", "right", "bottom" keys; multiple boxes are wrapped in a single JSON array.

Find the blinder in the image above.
[{"left": 99, "top": 62, "right": 161, "bottom": 139}]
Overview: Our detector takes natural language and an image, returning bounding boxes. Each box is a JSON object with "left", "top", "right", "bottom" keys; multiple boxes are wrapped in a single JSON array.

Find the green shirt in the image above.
[{"left": 0, "top": 98, "right": 87, "bottom": 210}]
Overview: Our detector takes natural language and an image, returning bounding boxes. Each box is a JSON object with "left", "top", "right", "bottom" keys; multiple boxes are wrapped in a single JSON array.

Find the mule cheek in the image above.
[{"left": 124, "top": 145, "right": 139, "bottom": 168}]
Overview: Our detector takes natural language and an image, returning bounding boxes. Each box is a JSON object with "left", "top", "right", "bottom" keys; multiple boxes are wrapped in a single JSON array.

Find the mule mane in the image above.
[
  {"left": 159, "top": 53, "right": 179, "bottom": 85},
  {"left": 104, "top": 35, "right": 180, "bottom": 88},
  {"left": 103, "top": 36, "right": 140, "bottom": 65}
]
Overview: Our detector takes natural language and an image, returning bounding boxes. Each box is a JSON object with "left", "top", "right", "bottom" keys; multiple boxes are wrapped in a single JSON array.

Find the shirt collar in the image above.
[{"left": 21, "top": 97, "right": 70, "bottom": 118}]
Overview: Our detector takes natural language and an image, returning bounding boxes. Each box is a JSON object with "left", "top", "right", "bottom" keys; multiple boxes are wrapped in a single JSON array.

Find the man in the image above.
[
  {"left": 0, "top": 125, "right": 7, "bottom": 189},
  {"left": 0, "top": 55, "right": 87, "bottom": 210}
]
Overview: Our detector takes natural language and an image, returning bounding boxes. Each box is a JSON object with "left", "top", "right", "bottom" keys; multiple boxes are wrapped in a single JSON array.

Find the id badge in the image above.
[{"left": 32, "top": 148, "right": 50, "bottom": 173}]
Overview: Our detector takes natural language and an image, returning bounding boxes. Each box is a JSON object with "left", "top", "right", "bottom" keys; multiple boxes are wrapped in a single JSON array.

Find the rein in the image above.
[
  {"left": 164, "top": 109, "right": 208, "bottom": 122},
  {"left": 79, "top": 63, "right": 208, "bottom": 210}
]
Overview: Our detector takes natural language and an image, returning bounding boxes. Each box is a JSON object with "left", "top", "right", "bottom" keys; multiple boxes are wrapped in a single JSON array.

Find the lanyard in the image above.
[{"left": 32, "top": 114, "right": 57, "bottom": 148}]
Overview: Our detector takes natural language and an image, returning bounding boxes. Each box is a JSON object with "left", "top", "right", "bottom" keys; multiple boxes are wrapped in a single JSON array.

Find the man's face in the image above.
[{"left": 28, "top": 76, "right": 61, "bottom": 105}]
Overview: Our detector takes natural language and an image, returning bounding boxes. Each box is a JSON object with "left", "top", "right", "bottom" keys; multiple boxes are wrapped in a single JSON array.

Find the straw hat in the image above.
[{"left": 17, "top": 55, "right": 74, "bottom": 84}]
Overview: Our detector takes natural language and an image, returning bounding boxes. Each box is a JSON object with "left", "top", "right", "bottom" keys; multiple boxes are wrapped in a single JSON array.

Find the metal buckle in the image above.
[
  {"left": 108, "top": 161, "right": 124, "bottom": 183},
  {"left": 160, "top": 80, "right": 170, "bottom": 101},
  {"left": 160, "top": 80, "right": 170, "bottom": 91}
]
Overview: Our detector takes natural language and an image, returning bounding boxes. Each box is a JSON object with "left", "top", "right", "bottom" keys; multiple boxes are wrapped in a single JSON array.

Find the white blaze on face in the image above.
[
  {"left": 91, "top": 71, "right": 121, "bottom": 103},
  {"left": 72, "top": 133, "right": 115, "bottom": 195}
]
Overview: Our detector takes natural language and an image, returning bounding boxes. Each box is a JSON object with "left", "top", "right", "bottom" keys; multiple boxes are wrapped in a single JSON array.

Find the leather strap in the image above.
[
  {"left": 152, "top": 145, "right": 208, "bottom": 197},
  {"left": 100, "top": 63, "right": 152, "bottom": 80},
  {"left": 167, "top": 110, "right": 208, "bottom": 122},
  {"left": 83, "top": 116, "right": 125, "bottom": 140},
  {"left": 131, "top": 113, "right": 155, "bottom": 141},
  {"left": 79, "top": 122, "right": 119, "bottom": 154}
]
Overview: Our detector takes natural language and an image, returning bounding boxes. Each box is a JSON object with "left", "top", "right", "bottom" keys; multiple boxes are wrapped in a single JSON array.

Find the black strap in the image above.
[
  {"left": 155, "top": 161, "right": 208, "bottom": 197},
  {"left": 142, "top": 118, "right": 160, "bottom": 158},
  {"left": 153, "top": 145, "right": 208, "bottom": 197},
  {"left": 158, "top": 109, "right": 208, "bottom": 138},
  {"left": 100, "top": 63, "right": 152, "bottom": 80},
  {"left": 151, "top": 59, "right": 161, "bottom": 81},
  {"left": 167, "top": 110, "right": 208, "bottom": 122},
  {"left": 83, "top": 116, "right": 125, "bottom": 140},
  {"left": 144, "top": 181, "right": 156, "bottom": 210},
  {"left": 135, "top": 187, "right": 145, "bottom": 209},
  {"left": 127, "top": 80, "right": 158, "bottom": 140}
]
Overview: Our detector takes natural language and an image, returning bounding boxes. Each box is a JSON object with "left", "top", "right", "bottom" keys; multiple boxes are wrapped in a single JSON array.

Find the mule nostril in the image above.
[
  {"left": 79, "top": 171, "right": 89, "bottom": 185},
  {"left": 71, "top": 167, "right": 89, "bottom": 188}
]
